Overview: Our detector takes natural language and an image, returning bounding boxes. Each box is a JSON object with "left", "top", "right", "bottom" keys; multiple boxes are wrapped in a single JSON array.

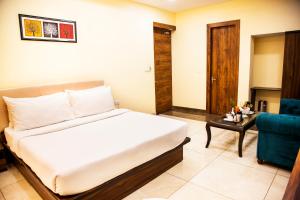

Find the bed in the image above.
[{"left": 0, "top": 81, "right": 190, "bottom": 200}]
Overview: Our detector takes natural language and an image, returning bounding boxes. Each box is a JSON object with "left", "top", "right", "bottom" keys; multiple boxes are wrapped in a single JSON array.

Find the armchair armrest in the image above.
[
  {"left": 280, "top": 99, "right": 300, "bottom": 115},
  {"left": 256, "top": 113, "right": 300, "bottom": 138}
]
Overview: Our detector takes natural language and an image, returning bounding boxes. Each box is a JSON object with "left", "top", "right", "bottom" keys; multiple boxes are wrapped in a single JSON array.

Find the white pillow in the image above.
[
  {"left": 66, "top": 86, "right": 115, "bottom": 118},
  {"left": 3, "top": 92, "right": 74, "bottom": 131}
]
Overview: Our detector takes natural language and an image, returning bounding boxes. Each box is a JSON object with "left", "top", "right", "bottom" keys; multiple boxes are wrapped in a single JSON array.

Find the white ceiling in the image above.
[{"left": 132, "top": 0, "right": 226, "bottom": 12}]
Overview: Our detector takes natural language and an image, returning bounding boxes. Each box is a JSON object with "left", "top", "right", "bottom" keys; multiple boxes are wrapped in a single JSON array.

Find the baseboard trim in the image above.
[{"left": 172, "top": 106, "right": 206, "bottom": 115}]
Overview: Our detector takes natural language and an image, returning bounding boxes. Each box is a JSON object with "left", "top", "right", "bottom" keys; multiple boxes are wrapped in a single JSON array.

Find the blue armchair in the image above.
[{"left": 256, "top": 99, "right": 300, "bottom": 169}]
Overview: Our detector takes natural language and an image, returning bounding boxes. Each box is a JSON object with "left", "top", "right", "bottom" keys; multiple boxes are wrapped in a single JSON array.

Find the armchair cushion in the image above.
[
  {"left": 280, "top": 99, "right": 300, "bottom": 115},
  {"left": 256, "top": 113, "right": 300, "bottom": 138}
]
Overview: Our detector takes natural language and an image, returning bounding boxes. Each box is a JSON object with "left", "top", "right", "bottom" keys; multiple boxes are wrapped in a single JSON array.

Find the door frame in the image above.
[
  {"left": 206, "top": 20, "right": 240, "bottom": 114},
  {"left": 153, "top": 22, "right": 176, "bottom": 114},
  {"left": 153, "top": 22, "right": 176, "bottom": 31}
]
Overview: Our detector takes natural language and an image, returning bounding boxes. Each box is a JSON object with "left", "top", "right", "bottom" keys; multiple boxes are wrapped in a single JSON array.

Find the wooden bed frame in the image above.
[
  {"left": 4, "top": 136, "right": 190, "bottom": 200},
  {"left": 1, "top": 134, "right": 190, "bottom": 200},
  {"left": 0, "top": 81, "right": 191, "bottom": 200}
]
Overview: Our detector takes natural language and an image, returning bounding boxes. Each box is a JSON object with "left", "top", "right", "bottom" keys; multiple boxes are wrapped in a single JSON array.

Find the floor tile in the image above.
[
  {"left": 265, "top": 175, "right": 289, "bottom": 200},
  {"left": 221, "top": 140, "right": 277, "bottom": 174},
  {"left": 160, "top": 114, "right": 205, "bottom": 136},
  {"left": 186, "top": 121, "right": 207, "bottom": 136},
  {"left": 138, "top": 173, "right": 186, "bottom": 199},
  {"left": 162, "top": 110, "right": 220, "bottom": 122},
  {"left": 123, "top": 189, "right": 145, "bottom": 200},
  {"left": 220, "top": 131, "right": 278, "bottom": 174},
  {"left": 190, "top": 158, "right": 275, "bottom": 200},
  {"left": 185, "top": 132, "right": 227, "bottom": 155},
  {"left": 221, "top": 149, "right": 278, "bottom": 174},
  {"left": 162, "top": 114, "right": 237, "bottom": 151},
  {"left": 168, "top": 183, "right": 231, "bottom": 200},
  {"left": 210, "top": 130, "right": 238, "bottom": 150},
  {"left": 277, "top": 169, "right": 291, "bottom": 178},
  {"left": 1, "top": 179, "right": 42, "bottom": 200},
  {"left": 0, "top": 165, "right": 24, "bottom": 188},
  {"left": 225, "top": 131, "right": 258, "bottom": 153},
  {"left": 167, "top": 148, "right": 218, "bottom": 181}
]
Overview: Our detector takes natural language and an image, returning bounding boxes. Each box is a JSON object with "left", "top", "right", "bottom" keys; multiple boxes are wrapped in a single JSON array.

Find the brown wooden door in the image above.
[
  {"left": 207, "top": 20, "right": 240, "bottom": 115},
  {"left": 154, "top": 26, "right": 173, "bottom": 114},
  {"left": 281, "top": 30, "right": 300, "bottom": 99}
]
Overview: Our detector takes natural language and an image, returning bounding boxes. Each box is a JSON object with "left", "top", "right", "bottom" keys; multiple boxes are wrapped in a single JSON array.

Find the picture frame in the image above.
[{"left": 18, "top": 14, "right": 77, "bottom": 43}]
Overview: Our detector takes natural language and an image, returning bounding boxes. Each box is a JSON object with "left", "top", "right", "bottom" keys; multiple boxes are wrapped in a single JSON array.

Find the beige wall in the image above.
[
  {"left": 0, "top": 0, "right": 175, "bottom": 114},
  {"left": 251, "top": 34, "right": 285, "bottom": 113},
  {"left": 251, "top": 34, "right": 285, "bottom": 88},
  {"left": 255, "top": 91, "right": 281, "bottom": 114},
  {"left": 1, "top": 0, "right": 300, "bottom": 114},
  {"left": 172, "top": 0, "right": 300, "bottom": 110}
]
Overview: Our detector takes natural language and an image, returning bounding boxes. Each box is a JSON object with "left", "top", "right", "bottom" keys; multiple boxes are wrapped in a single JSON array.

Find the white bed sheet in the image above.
[{"left": 5, "top": 109, "right": 187, "bottom": 196}]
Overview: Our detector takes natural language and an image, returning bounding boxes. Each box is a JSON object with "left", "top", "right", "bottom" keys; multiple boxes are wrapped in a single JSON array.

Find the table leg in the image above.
[
  {"left": 205, "top": 123, "right": 211, "bottom": 148},
  {"left": 238, "top": 131, "right": 245, "bottom": 157}
]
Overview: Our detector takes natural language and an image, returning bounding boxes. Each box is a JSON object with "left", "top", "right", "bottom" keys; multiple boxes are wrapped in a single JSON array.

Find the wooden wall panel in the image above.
[
  {"left": 281, "top": 30, "right": 300, "bottom": 99},
  {"left": 154, "top": 26, "right": 173, "bottom": 114}
]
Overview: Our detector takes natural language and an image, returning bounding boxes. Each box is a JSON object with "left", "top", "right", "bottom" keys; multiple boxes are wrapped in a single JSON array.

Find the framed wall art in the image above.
[{"left": 18, "top": 14, "right": 77, "bottom": 43}]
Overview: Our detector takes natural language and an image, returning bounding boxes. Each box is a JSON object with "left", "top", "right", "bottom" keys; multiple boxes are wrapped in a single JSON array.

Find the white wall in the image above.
[
  {"left": 0, "top": 0, "right": 175, "bottom": 114},
  {"left": 172, "top": 0, "right": 300, "bottom": 109}
]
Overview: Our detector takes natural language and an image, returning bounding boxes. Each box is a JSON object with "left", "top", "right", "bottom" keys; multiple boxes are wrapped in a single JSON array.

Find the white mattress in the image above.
[{"left": 5, "top": 109, "right": 187, "bottom": 196}]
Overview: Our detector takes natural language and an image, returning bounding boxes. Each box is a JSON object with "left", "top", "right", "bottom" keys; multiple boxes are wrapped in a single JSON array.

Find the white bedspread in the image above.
[{"left": 5, "top": 109, "right": 187, "bottom": 195}]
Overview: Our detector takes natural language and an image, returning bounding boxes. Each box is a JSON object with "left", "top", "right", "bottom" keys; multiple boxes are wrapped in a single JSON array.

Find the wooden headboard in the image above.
[{"left": 0, "top": 80, "right": 104, "bottom": 132}]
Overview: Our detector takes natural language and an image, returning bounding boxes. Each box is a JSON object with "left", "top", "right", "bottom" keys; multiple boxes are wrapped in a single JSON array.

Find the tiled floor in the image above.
[
  {"left": 0, "top": 115, "right": 290, "bottom": 200},
  {"left": 163, "top": 109, "right": 220, "bottom": 122}
]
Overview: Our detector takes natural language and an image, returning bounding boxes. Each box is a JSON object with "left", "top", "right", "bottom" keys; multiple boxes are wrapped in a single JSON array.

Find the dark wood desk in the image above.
[{"left": 205, "top": 114, "right": 257, "bottom": 157}]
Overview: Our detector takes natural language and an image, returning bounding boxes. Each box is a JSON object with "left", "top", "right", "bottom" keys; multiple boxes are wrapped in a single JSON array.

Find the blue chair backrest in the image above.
[{"left": 280, "top": 99, "right": 300, "bottom": 115}]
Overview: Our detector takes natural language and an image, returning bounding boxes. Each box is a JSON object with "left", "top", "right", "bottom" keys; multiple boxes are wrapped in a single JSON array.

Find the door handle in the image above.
[{"left": 211, "top": 77, "right": 217, "bottom": 83}]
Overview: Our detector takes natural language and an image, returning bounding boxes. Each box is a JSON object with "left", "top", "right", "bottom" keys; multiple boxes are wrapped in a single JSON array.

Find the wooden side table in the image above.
[
  {"left": 0, "top": 143, "right": 7, "bottom": 172},
  {"left": 206, "top": 114, "right": 257, "bottom": 157}
]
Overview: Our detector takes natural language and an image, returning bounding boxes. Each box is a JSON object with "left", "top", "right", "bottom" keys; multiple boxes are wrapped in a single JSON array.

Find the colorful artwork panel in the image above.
[
  {"left": 24, "top": 19, "right": 42, "bottom": 37},
  {"left": 19, "top": 14, "right": 77, "bottom": 43},
  {"left": 43, "top": 22, "right": 59, "bottom": 38},
  {"left": 59, "top": 23, "right": 74, "bottom": 39}
]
